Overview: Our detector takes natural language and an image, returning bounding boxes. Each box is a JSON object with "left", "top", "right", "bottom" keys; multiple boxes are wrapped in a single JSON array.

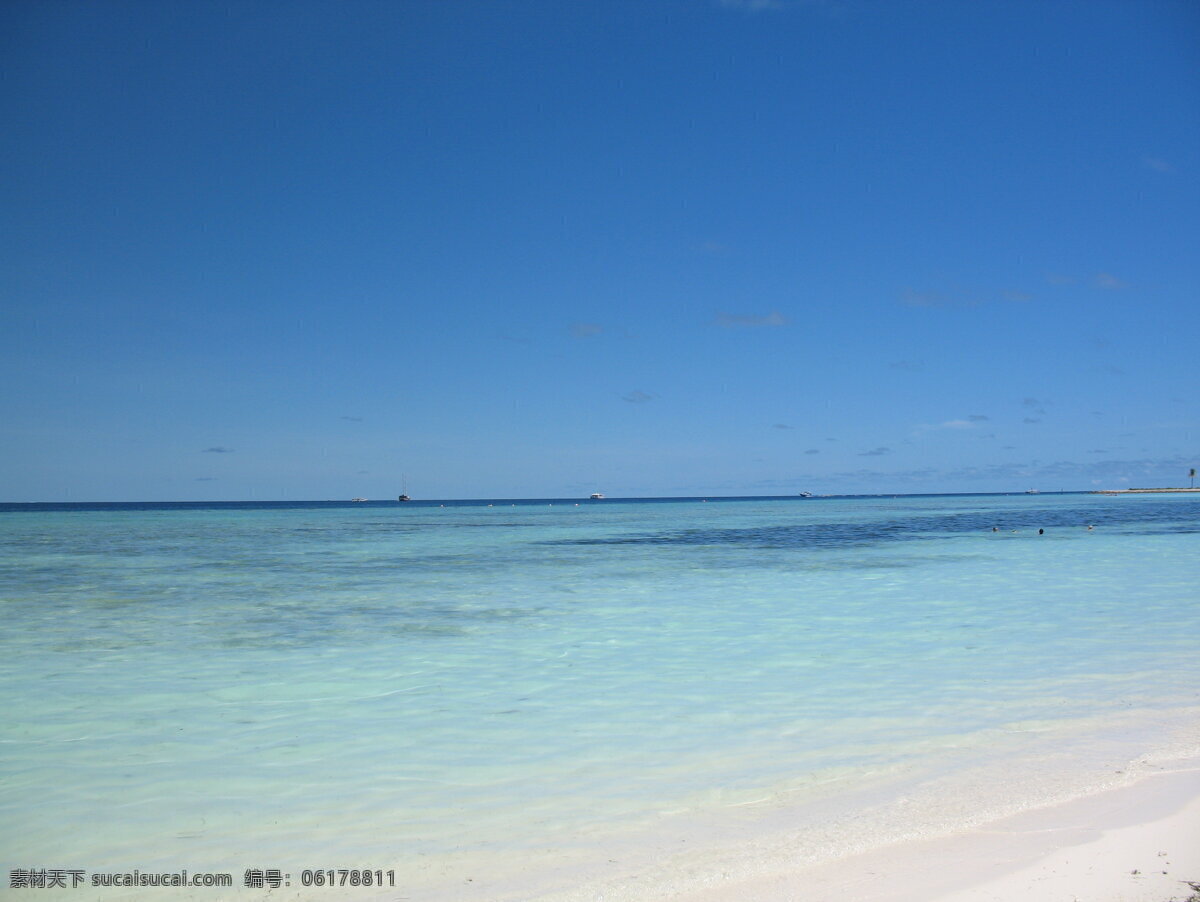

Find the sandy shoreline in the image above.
[
  {"left": 671, "top": 763, "right": 1200, "bottom": 902},
  {"left": 930, "top": 767, "right": 1200, "bottom": 902},
  {"left": 38, "top": 737, "right": 1200, "bottom": 902},
  {"left": 508, "top": 716, "right": 1200, "bottom": 902}
]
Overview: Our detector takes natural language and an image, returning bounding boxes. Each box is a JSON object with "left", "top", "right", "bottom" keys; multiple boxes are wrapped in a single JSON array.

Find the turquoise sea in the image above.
[{"left": 2, "top": 493, "right": 1199, "bottom": 899}]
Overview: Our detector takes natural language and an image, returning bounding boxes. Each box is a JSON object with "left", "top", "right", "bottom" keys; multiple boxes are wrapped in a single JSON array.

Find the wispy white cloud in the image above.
[
  {"left": 903, "top": 289, "right": 963, "bottom": 308},
  {"left": 1044, "top": 273, "right": 1128, "bottom": 290},
  {"left": 914, "top": 416, "right": 988, "bottom": 434},
  {"left": 902, "top": 285, "right": 1031, "bottom": 309},
  {"left": 1142, "top": 156, "right": 1173, "bottom": 173},
  {"left": 715, "top": 311, "right": 788, "bottom": 328},
  {"left": 570, "top": 322, "right": 604, "bottom": 338},
  {"left": 1094, "top": 272, "right": 1127, "bottom": 290},
  {"left": 771, "top": 454, "right": 1194, "bottom": 492},
  {"left": 715, "top": 0, "right": 785, "bottom": 11}
]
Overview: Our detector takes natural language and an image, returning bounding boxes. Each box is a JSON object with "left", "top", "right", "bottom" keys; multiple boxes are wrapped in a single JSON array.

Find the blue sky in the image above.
[{"left": 2, "top": 0, "right": 1197, "bottom": 501}]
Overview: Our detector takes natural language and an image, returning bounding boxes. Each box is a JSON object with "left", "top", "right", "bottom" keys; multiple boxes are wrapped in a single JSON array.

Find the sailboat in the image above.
[{"left": 398, "top": 475, "right": 411, "bottom": 502}]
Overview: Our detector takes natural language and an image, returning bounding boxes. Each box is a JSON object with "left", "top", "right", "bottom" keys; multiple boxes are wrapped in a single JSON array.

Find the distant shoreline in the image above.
[{"left": 1091, "top": 487, "right": 1200, "bottom": 494}]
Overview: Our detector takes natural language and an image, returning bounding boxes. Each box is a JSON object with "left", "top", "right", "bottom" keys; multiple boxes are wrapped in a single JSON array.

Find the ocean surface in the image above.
[{"left": 2, "top": 493, "right": 1198, "bottom": 899}]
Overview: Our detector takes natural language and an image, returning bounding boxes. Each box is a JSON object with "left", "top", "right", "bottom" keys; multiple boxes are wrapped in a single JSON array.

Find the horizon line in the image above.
[{"left": 0, "top": 490, "right": 1102, "bottom": 506}]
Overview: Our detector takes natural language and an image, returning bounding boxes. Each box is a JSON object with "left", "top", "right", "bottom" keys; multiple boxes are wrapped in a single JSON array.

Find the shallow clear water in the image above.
[{"left": 1, "top": 494, "right": 1198, "bottom": 894}]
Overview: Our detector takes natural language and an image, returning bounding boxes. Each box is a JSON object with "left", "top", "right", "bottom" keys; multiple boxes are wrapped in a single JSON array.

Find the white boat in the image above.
[
  {"left": 798, "top": 491, "right": 814, "bottom": 498},
  {"left": 1025, "top": 489, "right": 1040, "bottom": 494},
  {"left": 351, "top": 497, "right": 368, "bottom": 502},
  {"left": 589, "top": 493, "right": 605, "bottom": 500}
]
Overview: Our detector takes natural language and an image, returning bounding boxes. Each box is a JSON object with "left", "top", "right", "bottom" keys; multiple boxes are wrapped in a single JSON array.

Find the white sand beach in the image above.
[
  {"left": 514, "top": 722, "right": 1200, "bottom": 902},
  {"left": 929, "top": 769, "right": 1200, "bottom": 902},
  {"left": 672, "top": 762, "right": 1200, "bottom": 902}
]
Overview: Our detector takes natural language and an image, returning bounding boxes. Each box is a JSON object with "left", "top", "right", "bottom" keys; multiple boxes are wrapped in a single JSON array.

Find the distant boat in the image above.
[
  {"left": 351, "top": 497, "right": 368, "bottom": 503},
  {"left": 398, "top": 474, "right": 411, "bottom": 502},
  {"left": 397, "top": 494, "right": 411, "bottom": 502},
  {"left": 589, "top": 493, "right": 605, "bottom": 500},
  {"left": 1025, "top": 489, "right": 1040, "bottom": 494},
  {"left": 797, "top": 491, "right": 814, "bottom": 498}
]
